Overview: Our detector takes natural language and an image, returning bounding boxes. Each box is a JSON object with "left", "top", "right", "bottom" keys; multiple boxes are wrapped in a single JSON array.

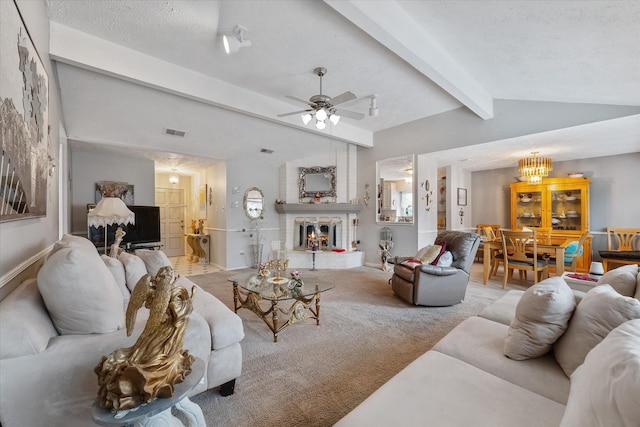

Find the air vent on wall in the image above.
[
  {"left": 164, "top": 128, "right": 186, "bottom": 137},
  {"left": 260, "top": 148, "right": 274, "bottom": 154}
]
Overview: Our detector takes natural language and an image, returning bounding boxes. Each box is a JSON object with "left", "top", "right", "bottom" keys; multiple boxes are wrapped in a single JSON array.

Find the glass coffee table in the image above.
[{"left": 229, "top": 272, "right": 333, "bottom": 342}]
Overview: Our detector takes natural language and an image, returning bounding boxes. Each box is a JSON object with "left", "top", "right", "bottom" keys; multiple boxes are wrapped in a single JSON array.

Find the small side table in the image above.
[
  {"left": 92, "top": 358, "right": 206, "bottom": 427},
  {"left": 562, "top": 272, "right": 600, "bottom": 293}
]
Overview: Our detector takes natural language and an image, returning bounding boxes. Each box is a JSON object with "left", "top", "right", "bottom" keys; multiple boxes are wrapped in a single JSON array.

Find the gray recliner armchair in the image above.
[{"left": 391, "top": 231, "right": 481, "bottom": 306}]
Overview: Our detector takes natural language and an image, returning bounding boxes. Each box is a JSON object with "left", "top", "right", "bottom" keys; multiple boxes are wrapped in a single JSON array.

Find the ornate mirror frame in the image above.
[
  {"left": 243, "top": 187, "right": 264, "bottom": 219},
  {"left": 298, "top": 166, "right": 337, "bottom": 199}
]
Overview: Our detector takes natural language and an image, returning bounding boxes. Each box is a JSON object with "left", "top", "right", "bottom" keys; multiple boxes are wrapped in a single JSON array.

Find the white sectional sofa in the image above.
[
  {"left": 0, "top": 235, "right": 245, "bottom": 427},
  {"left": 336, "top": 265, "right": 640, "bottom": 427}
]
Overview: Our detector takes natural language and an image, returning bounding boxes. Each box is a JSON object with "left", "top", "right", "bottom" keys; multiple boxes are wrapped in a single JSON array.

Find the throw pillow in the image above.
[
  {"left": 101, "top": 255, "right": 130, "bottom": 309},
  {"left": 563, "top": 241, "right": 583, "bottom": 263},
  {"left": 596, "top": 263, "right": 638, "bottom": 297},
  {"left": 118, "top": 252, "right": 149, "bottom": 292},
  {"left": 430, "top": 242, "right": 447, "bottom": 265},
  {"left": 134, "top": 249, "right": 172, "bottom": 276},
  {"left": 504, "top": 277, "right": 576, "bottom": 360},
  {"left": 435, "top": 251, "right": 453, "bottom": 267},
  {"left": 553, "top": 284, "right": 640, "bottom": 377},
  {"left": 415, "top": 244, "right": 443, "bottom": 264},
  {"left": 37, "top": 247, "right": 125, "bottom": 335},
  {"left": 636, "top": 270, "right": 640, "bottom": 300},
  {"left": 400, "top": 259, "right": 422, "bottom": 269},
  {"left": 559, "top": 319, "right": 640, "bottom": 427},
  {"left": 48, "top": 234, "right": 96, "bottom": 259}
]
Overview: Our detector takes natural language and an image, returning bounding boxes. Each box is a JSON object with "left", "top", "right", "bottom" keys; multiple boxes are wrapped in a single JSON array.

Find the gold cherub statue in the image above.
[{"left": 94, "top": 266, "right": 195, "bottom": 411}]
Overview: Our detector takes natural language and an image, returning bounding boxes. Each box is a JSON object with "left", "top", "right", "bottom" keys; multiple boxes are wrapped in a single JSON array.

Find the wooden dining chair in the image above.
[
  {"left": 601, "top": 228, "right": 640, "bottom": 271},
  {"left": 529, "top": 227, "right": 552, "bottom": 244},
  {"left": 500, "top": 230, "right": 549, "bottom": 288},
  {"left": 544, "top": 230, "right": 591, "bottom": 273},
  {"left": 482, "top": 226, "right": 503, "bottom": 278},
  {"left": 475, "top": 224, "right": 501, "bottom": 262}
]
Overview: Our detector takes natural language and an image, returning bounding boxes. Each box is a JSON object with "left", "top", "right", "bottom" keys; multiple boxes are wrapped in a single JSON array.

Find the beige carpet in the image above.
[{"left": 187, "top": 263, "right": 515, "bottom": 427}]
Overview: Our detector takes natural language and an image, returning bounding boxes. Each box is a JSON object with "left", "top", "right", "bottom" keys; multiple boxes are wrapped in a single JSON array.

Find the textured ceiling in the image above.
[{"left": 46, "top": 0, "right": 640, "bottom": 176}]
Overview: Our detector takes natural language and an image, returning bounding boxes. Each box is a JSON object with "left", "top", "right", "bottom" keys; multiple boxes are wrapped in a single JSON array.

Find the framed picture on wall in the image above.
[
  {"left": 457, "top": 188, "right": 467, "bottom": 206},
  {"left": 0, "top": 1, "right": 50, "bottom": 222},
  {"left": 199, "top": 184, "right": 207, "bottom": 214}
]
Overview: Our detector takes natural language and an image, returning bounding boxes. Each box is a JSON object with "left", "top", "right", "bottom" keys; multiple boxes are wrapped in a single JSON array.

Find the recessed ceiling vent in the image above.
[
  {"left": 260, "top": 148, "right": 274, "bottom": 154},
  {"left": 164, "top": 128, "right": 186, "bottom": 137}
]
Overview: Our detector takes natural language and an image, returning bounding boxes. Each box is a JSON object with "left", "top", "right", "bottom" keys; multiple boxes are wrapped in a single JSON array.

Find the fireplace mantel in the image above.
[{"left": 275, "top": 203, "right": 361, "bottom": 214}]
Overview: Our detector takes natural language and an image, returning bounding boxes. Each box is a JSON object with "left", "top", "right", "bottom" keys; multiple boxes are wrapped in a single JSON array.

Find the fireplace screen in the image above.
[{"left": 294, "top": 218, "right": 342, "bottom": 251}]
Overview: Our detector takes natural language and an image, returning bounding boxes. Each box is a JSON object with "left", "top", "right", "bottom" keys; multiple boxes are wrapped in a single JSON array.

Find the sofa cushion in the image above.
[
  {"left": 636, "top": 270, "right": 640, "bottom": 300},
  {"left": 433, "top": 316, "right": 571, "bottom": 404},
  {"left": 334, "top": 351, "right": 565, "bottom": 427},
  {"left": 596, "top": 263, "right": 637, "bottom": 297},
  {"left": 118, "top": 251, "right": 148, "bottom": 292},
  {"left": 185, "top": 278, "right": 245, "bottom": 349},
  {"left": 37, "top": 247, "right": 125, "bottom": 335},
  {"left": 101, "top": 255, "right": 130, "bottom": 309},
  {"left": 415, "top": 244, "right": 444, "bottom": 264},
  {"left": 435, "top": 251, "right": 453, "bottom": 267},
  {"left": 554, "top": 284, "right": 640, "bottom": 377},
  {"left": 560, "top": 319, "right": 640, "bottom": 427},
  {"left": 478, "top": 290, "right": 525, "bottom": 326},
  {"left": 0, "top": 279, "right": 58, "bottom": 359},
  {"left": 134, "top": 249, "right": 172, "bottom": 276},
  {"left": 504, "top": 277, "right": 576, "bottom": 360}
]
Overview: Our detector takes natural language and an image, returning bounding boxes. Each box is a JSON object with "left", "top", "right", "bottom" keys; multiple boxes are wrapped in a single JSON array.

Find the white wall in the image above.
[
  {"left": 1, "top": 0, "right": 63, "bottom": 284},
  {"left": 70, "top": 150, "right": 155, "bottom": 235}
]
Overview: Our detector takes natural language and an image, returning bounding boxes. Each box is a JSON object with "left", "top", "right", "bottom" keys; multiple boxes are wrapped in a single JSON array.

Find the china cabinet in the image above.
[{"left": 510, "top": 177, "right": 591, "bottom": 272}]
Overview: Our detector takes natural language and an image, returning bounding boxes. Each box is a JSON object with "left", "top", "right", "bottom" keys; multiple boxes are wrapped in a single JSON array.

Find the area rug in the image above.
[{"left": 187, "top": 265, "right": 509, "bottom": 427}]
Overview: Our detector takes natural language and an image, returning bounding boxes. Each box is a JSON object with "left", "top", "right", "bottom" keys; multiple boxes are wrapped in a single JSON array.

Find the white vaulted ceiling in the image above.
[{"left": 46, "top": 0, "right": 640, "bottom": 174}]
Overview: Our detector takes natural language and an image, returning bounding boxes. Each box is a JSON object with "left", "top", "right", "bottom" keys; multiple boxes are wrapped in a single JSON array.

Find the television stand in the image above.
[{"left": 125, "top": 242, "right": 163, "bottom": 252}]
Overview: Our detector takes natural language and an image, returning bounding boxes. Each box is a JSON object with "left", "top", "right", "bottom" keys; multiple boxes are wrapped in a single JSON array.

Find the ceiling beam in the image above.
[
  {"left": 49, "top": 22, "right": 373, "bottom": 148},
  {"left": 324, "top": 0, "right": 494, "bottom": 120}
]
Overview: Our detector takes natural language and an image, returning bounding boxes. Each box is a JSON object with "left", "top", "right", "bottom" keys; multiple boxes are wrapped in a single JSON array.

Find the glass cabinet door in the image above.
[
  {"left": 551, "top": 188, "right": 583, "bottom": 231},
  {"left": 514, "top": 190, "right": 543, "bottom": 229}
]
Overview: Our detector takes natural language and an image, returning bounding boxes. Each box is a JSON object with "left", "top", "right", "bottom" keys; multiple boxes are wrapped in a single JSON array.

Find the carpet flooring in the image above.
[{"left": 185, "top": 263, "right": 518, "bottom": 427}]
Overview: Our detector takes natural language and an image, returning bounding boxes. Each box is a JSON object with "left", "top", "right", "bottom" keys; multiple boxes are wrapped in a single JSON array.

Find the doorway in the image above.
[{"left": 155, "top": 188, "right": 185, "bottom": 257}]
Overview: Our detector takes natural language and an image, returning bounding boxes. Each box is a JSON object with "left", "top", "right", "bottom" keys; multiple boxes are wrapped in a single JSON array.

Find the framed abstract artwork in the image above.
[
  {"left": 95, "top": 181, "right": 134, "bottom": 205},
  {"left": 0, "top": 1, "right": 50, "bottom": 222},
  {"left": 457, "top": 188, "right": 467, "bottom": 206}
]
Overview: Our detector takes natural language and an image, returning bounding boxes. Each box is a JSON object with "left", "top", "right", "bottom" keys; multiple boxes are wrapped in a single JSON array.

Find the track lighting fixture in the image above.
[
  {"left": 223, "top": 25, "right": 251, "bottom": 54},
  {"left": 369, "top": 94, "right": 379, "bottom": 117}
]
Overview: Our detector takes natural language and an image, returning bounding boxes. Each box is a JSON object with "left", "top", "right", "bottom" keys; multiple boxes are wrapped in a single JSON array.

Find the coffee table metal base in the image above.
[{"left": 232, "top": 281, "right": 322, "bottom": 342}]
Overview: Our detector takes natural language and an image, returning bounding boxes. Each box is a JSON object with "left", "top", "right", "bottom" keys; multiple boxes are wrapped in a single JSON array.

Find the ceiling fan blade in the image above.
[
  {"left": 334, "top": 108, "right": 365, "bottom": 120},
  {"left": 329, "top": 91, "right": 357, "bottom": 106},
  {"left": 277, "top": 109, "right": 312, "bottom": 118},
  {"left": 285, "top": 95, "right": 316, "bottom": 107}
]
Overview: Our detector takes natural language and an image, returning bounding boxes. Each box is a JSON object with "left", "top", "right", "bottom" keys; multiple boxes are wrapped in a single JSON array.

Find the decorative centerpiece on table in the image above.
[
  {"left": 288, "top": 270, "right": 304, "bottom": 297},
  {"left": 257, "top": 262, "right": 271, "bottom": 278},
  {"left": 266, "top": 258, "right": 289, "bottom": 284}
]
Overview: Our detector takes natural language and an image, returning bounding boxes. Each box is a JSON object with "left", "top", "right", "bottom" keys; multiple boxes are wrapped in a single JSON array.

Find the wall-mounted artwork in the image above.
[
  {"left": 199, "top": 184, "right": 207, "bottom": 214},
  {"left": 0, "top": 1, "right": 50, "bottom": 222},
  {"left": 95, "top": 181, "right": 134, "bottom": 205}
]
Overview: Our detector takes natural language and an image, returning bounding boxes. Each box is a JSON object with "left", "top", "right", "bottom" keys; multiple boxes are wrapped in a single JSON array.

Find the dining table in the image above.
[{"left": 482, "top": 238, "right": 569, "bottom": 285}]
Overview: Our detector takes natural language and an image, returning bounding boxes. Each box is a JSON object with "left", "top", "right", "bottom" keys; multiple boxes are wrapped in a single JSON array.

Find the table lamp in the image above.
[{"left": 88, "top": 197, "right": 135, "bottom": 254}]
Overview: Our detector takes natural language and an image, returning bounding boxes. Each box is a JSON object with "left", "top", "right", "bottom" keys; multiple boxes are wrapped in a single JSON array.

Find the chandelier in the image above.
[{"left": 518, "top": 152, "right": 553, "bottom": 184}]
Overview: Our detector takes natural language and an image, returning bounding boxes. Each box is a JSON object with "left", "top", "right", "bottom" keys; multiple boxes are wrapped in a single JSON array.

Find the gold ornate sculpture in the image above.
[{"left": 94, "top": 266, "right": 195, "bottom": 411}]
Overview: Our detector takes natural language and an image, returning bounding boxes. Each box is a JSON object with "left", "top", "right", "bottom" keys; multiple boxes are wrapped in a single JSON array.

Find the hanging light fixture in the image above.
[
  {"left": 169, "top": 169, "right": 179, "bottom": 184},
  {"left": 518, "top": 151, "right": 553, "bottom": 184},
  {"left": 222, "top": 25, "right": 251, "bottom": 54}
]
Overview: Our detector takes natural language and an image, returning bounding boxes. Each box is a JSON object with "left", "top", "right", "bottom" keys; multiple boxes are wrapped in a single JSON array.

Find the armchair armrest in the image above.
[
  {"left": 418, "top": 265, "right": 458, "bottom": 276},
  {"left": 394, "top": 256, "right": 414, "bottom": 264}
]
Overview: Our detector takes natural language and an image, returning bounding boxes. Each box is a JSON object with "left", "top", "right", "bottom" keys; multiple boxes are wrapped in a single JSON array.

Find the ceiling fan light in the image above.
[
  {"left": 301, "top": 113, "right": 312, "bottom": 125},
  {"left": 316, "top": 119, "right": 326, "bottom": 130},
  {"left": 329, "top": 114, "right": 340, "bottom": 125},
  {"left": 222, "top": 25, "right": 251, "bottom": 54},
  {"left": 315, "top": 108, "right": 327, "bottom": 121}
]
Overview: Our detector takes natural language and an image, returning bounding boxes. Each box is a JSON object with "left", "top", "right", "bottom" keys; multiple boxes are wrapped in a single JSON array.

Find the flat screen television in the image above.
[{"left": 88, "top": 205, "right": 161, "bottom": 249}]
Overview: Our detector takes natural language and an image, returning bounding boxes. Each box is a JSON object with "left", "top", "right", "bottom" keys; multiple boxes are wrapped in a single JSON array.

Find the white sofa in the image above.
[
  {"left": 0, "top": 235, "right": 245, "bottom": 427},
  {"left": 336, "top": 265, "right": 640, "bottom": 427}
]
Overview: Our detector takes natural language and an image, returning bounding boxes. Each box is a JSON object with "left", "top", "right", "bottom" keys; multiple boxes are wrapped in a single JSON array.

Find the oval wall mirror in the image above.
[{"left": 244, "top": 187, "right": 264, "bottom": 219}]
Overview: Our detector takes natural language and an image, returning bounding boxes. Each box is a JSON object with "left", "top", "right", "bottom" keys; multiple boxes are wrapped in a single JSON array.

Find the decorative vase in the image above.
[{"left": 252, "top": 243, "right": 263, "bottom": 268}]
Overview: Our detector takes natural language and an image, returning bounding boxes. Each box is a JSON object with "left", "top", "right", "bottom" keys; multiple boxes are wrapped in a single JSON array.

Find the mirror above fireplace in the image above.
[{"left": 298, "top": 166, "right": 337, "bottom": 200}]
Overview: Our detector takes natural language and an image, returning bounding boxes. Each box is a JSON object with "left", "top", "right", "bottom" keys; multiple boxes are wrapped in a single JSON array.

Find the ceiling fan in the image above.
[{"left": 278, "top": 67, "right": 365, "bottom": 129}]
